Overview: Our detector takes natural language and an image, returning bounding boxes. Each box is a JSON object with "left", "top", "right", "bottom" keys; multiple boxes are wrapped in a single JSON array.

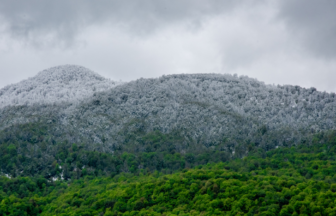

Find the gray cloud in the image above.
[
  {"left": 278, "top": 0, "right": 336, "bottom": 58},
  {"left": 2, "top": 0, "right": 334, "bottom": 58},
  {"left": 1, "top": 0, "right": 335, "bottom": 58},
  {"left": 0, "top": 0, "right": 240, "bottom": 47},
  {"left": 0, "top": 0, "right": 336, "bottom": 94}
]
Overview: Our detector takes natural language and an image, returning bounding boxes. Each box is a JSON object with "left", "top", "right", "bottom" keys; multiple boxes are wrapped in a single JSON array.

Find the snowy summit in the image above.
[{"left": 0, "top": 65, "right": 120, "bottom": 108}]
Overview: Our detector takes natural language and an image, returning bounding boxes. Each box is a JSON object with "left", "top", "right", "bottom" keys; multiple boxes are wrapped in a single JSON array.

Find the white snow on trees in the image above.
[
  {"left": 0, "top": 66, "right": 336, "bottom": 153},
  {"left": 0, "top": 65, "right": 120, "bottom": 108}
]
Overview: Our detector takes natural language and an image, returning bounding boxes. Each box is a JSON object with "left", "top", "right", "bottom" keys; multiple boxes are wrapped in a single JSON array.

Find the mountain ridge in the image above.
[{"left": 1, "top": 69, "right": 335, "bottom": 150}]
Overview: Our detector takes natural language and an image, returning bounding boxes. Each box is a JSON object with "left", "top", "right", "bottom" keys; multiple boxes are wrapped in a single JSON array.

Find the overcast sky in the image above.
[{"left": 0, "top": 0, "right": 335, "bottom": 92}]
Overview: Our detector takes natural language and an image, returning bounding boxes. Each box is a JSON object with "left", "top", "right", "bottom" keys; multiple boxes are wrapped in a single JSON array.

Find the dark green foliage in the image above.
[
  {"left": 0, "top": 176, "right": 67, "bottom": 216},
  {"left": 0, "top": 123, "right": 234, "bottom": 179}
]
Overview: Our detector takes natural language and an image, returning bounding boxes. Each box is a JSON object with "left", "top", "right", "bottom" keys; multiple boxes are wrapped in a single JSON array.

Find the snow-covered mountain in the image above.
[
  {"left": 1, "top": 65, "right": 336, "bottom": 156},
  {"left": 0, "top": 65, "right": 120, "bottom": 108}
]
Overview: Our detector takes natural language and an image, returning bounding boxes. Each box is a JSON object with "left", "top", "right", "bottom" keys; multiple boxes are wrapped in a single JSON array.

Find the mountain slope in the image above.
[
  {"left": 0, "top": 65, "right": 119, "bottom": 108},
  {"left": 68, "top": 74, "right": 336, "bottom": 152},
  {"left": 1, "top": 66, "right": 336, "bottom": 178}
]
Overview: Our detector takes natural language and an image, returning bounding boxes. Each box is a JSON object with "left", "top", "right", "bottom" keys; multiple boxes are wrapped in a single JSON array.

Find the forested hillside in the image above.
[
  {"left": 1, "top": 65, "right": 336, "bottom": 178},
  {"left": 1, "top": 133, "right": 336, "bottom": 215}
]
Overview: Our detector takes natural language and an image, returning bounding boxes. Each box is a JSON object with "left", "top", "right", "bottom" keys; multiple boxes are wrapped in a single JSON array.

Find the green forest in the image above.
[{"left": 1, "top": 132, "right": 336, "bottom": 215}]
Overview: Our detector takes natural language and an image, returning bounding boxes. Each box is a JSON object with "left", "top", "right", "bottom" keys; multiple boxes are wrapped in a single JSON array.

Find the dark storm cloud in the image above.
[
  {"left": 278, "top": 0, "right": 336, "bottom": 58},
  {"left": 0, "top": 0, "right": 240, "bottom": 45}
]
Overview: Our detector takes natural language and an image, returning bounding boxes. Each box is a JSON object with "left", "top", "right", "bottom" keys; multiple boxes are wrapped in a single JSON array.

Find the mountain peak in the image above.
[
  {"left": 35, "top": 65, "right": 105, "bottom": 83},
  {"left": 0, "top": 65, "right": 119, "bottom": 108}
]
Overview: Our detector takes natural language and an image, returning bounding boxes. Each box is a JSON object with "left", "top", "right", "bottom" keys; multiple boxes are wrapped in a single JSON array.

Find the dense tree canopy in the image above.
[{"left": 1, "top": 134, "right": 336, "bottom": 215}]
